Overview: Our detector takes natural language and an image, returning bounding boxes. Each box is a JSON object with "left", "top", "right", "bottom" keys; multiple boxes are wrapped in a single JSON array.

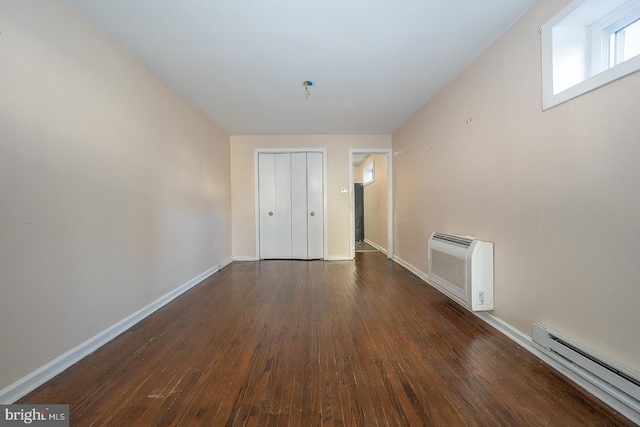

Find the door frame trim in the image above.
[
  {"left": 348, "top": 148, "right": 394, "bottom": 259},
  {"left": 254, "top": 148, "right": 328, "bottom": 260}
]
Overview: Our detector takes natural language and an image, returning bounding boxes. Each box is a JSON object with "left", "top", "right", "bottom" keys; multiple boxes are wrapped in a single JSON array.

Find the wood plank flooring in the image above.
[
  {"left": 355, "top": 241, "right": 377, "bottom": 252},
  {"left": 19, "top": 252, "right": 634, "bottom": 426}
]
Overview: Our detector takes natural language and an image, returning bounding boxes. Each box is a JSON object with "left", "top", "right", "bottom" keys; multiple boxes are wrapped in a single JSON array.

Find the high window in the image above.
[
  {"left": 363, "top": 161, "right": 374, "bottom": 185},
  {"left": 541, "top": 0, "right": 640, "bottom": 109},
  {"left": 606, "top": 10, "right": 640, "bottom": 67}
]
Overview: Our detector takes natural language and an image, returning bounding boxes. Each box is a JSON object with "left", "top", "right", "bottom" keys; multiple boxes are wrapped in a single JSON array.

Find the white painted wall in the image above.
[
  {"left": 393, "top": 0, "right": 640, "bottom": 372},
  {"left": 0, "top": 0, "right": 232, "bottom": 392}
]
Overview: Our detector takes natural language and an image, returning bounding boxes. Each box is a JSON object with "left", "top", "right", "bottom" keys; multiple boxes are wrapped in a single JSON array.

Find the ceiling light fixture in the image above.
[{"left": 302, "top": 81, "right": 314, "bottom": 99}]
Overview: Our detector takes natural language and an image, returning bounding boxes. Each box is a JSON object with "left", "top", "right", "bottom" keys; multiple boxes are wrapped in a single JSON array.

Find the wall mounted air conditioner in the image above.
[{"left": 427, "top": 232, "right": 494, "bottom": 311}]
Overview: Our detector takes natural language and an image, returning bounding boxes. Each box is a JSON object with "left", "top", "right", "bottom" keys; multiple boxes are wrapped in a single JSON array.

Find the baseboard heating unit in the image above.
[
  {"left": 532, "top": 323, "right": 640, "bottom": 414},
  {"left": 427, "top": 232, "right": 493, "bottom": 311}
]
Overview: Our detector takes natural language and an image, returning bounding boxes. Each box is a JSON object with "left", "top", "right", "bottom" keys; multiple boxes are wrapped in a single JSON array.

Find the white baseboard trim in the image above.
[
  {"left": 0, "top": 258, "right": 233, "bottom": 404},
  {"left": 234, "top": 255, "right": 351, "bottom": 262},
  {"left": 392, "top": 254, "right": 428, "bottom": 282},
  {"left": 476, "top": 312, "right": 640, "bottom": 424},
  {"left": 390, "top": 254, "right": 639, "bottom": 425},
  {"left": 363, "top": 239, "right": 388, "bottom": 255},
  {"left": 233, "top": 256, "right": 259, "bottom": 262},
  {"left": 325, "top": 256, "right": 352, "bottom": 261},
  {"left": 219, "top": 257, "right": 234, "bottom": 270}
]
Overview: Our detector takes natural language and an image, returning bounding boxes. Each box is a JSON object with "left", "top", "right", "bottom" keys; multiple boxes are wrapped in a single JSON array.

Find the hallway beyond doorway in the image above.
[{"left": 355, "top": 240, "right": 377, "bottom": 252}]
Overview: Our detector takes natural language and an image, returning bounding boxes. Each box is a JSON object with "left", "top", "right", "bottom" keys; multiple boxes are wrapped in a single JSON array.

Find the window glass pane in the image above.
[
  {"left": 620, "top": 18, "right": 640, "bottom": 62},
  {"left": 542, "top": 0, "right": 640, "bottom": 110},
  {"left": 363, "top": 163, "right": 374, "bottom": 185}
]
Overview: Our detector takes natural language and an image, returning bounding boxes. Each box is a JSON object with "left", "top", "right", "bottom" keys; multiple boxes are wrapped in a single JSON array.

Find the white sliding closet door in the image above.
[
  {"left": 306, "top": 152, "right": 324, "bottom": 259},
  {"left": 258, "top": 153, "right": 275, "bottom": 258},
  {"left": 258, "top": 153, "right": 292, "bottom": 259},
  {"left": 258, "top": 152, "right": 324, "bottom": 260},
  {"left": 291, "top": 153, "right": 308, "bottom": 259}
]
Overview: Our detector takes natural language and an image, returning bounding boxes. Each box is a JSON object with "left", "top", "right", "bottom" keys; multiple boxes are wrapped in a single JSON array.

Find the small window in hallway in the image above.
[{"left": 363, "top": 160, "right": 374, "bottom": 185}]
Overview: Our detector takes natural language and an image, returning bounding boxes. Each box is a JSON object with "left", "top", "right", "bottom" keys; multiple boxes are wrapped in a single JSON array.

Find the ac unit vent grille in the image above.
[
  {"left": 428, "top": 232, "right": 493, "bottom": 311},
  {"left": 431, "top": 249, "right": 466, "bottom": 294},
  {"left": 432, "top": 232, "right": 474, "bottom": 248}
]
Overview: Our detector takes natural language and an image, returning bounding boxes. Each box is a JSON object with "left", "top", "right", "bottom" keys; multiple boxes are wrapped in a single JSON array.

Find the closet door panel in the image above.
[
  {"left": 274, "top": 153, "right": 292, "bottom": 258},
  {"left": 306, "top": 152, "right": 324, "bottom": 259},
  {"left": 291, "top": 153, "right": 308, "bottom": 259},
  {"left": 258, "top": 154, "right": 277, "bottom": 258}
]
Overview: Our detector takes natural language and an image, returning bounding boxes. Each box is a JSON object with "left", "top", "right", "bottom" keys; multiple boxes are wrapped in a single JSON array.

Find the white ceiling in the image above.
[{"left": 68, "top": 0, "right": 536, "bottom": 135}]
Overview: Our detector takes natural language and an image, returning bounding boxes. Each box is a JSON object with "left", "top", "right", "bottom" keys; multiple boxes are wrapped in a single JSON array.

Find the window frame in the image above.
[
  {"left": 541, "top": 0, "right": 640, "bottom": 110},
  {"left": 363, "top": 161, "right": 375, "bottom": 186},
  {"left": 605, "top": 9, "right": 640, "bottom": 67}
]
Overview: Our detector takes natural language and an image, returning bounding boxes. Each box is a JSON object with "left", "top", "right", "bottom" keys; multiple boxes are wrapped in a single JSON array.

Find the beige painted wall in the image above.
[
  {"left": 362, "top": 154, "right": 388, "bottom": 250},
  {"left": 393, "top": 0, "right": 640, "bottom": 372},
  {"left": 231, "top": 136, "right": 391, "bottom": 259},
  {"left": 354, "top": 163, "right": 364, "bottom": 183},
  {"left": 0, "top": 0, "right": 231, "bottom": 391}
]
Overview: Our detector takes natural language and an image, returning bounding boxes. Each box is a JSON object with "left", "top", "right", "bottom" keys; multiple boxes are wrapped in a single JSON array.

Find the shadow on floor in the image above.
[{"left": 355, "top": 240, "right": 377, "bottom": 252}]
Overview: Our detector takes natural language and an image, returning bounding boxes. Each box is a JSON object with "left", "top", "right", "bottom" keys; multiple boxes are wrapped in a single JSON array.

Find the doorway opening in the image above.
[{"left": 349, "top": 149, "right": 393, "bottom": 259}]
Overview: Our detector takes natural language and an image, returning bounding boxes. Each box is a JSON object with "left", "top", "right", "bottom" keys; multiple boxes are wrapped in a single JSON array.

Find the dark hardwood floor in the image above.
[{"left": 20, "top": 252, "right": 633, "bottom": 426}]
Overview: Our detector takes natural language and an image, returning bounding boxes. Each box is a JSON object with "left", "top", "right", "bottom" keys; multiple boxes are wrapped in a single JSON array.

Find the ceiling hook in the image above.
[{"left": 302, "top": 81, "right": 314, "bottom": 99}]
